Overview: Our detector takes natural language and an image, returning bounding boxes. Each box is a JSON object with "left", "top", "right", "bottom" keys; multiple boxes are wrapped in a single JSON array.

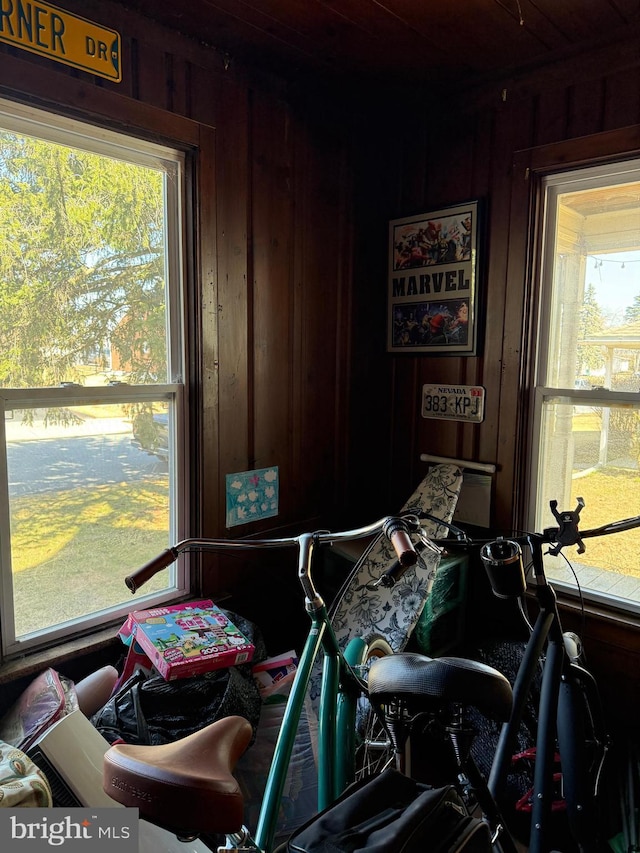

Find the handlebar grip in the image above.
[
  {"left": 125, "top": 548, "right": 178, "bottom": 593},
  {"left": 385, "top": 517, "right": 418, "bottom": 566},
  {"left": 379, "top": 518, "right": 418, "bottom": 587}
]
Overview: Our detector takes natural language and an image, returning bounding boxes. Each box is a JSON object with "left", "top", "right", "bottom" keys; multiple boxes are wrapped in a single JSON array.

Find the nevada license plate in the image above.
[{"left": 421, "top": 384, "right": 485, "bottom": 423}]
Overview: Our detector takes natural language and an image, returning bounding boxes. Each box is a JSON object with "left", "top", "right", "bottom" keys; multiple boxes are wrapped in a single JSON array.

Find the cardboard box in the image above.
[
  {"left": 251, "top": 650, "right": 298, "bottom": 693},
  {"left": 122, "top": 600, "right": 255, "bottom": 681}
]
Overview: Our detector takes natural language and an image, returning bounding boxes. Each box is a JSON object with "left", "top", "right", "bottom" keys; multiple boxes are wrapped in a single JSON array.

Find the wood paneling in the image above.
[
  {"left": 118, "top": 0, "right": 640, "bottom": 91},
  {"left": 603, "top": 68, "right": 640, "bottom": 131},
  {"left": 346, "top": 46, "right": 640, "bottom": 531},
  {"left": 290, "top": 116, "right": 350, "bottom": 519},
  {"left": 251, "top": 91, "right": 295, "bottom": 508},
  {"left": 215, "top": 80, "right": 251, "bottom": 515},
  {"left": 0, "top": 0, "right": 351, "bottom": 606}
]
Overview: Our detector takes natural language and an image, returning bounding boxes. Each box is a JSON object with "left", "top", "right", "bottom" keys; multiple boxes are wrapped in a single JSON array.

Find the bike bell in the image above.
[{"left": 480, "top": 538, "right": 527, "bottom": 599}]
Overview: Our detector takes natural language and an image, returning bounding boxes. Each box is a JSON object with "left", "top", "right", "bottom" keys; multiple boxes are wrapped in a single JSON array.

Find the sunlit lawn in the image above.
[
  {"left": 569, "top": 468, "right": 640, "bottom": 577},
  {"left": 11, "top": 478, "right": 170, "bottom": 636}
]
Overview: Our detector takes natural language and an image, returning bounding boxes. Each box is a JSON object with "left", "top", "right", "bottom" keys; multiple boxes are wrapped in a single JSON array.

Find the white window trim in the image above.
[
  {"left": 528, "top": 163, "right": 640, "bottom": 617},
  {"left": 0, "top": 100, "right": 190, "bottom": 657}
]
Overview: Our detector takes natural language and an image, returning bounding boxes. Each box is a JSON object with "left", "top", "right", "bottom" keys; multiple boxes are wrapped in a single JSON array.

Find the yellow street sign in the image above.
[{"left": 0, "top": 1, "right": 121, "bottom": 82}]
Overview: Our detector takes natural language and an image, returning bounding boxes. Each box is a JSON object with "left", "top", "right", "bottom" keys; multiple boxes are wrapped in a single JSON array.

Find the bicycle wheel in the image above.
[{"left": 345, "top": 634, "right": 395, "bottom": 783}]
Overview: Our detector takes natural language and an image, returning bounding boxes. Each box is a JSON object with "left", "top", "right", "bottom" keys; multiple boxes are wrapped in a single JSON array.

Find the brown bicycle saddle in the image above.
[{"left": 103, "top": 714, "right": 253, "bottom": 836}]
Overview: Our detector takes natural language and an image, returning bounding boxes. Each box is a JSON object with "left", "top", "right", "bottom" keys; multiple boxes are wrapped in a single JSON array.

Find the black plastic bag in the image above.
[
  {"left": 91, "top": 667, "right": 150, "bottom": 744},
  {"left": 92, "top": 608, "right": 267, "bottom": 745}
]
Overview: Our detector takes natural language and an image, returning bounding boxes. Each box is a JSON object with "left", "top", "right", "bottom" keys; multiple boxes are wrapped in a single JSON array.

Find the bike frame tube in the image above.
[
  {"left": 529, "top": 634, "right": 564, "bottom": 853},
  {"left": 318, "top": 627, "right": 369, "bottom": 806},
  {"left": 318, "top": 627, "right": 340, "bottom": 809},
  {"left": 254, "top": 607, "right": 327, "bottom": 853},
  {"left": 253, "top": 610, "right": 368, "bottom": 849},
  {"left": 556, "top": 667, "right": 601, "bottom": 851},
  {"left": 488, "top": 602, "right": 555, "bottom": 799},
  {"left": 254, "top": 527, "right": 393, "bottom": 852},
  {"left": 486, "top": 531, "right": 583, "bottom": 853},
  {"left": 463, "top": 756, "right": 520, "bottom": 853},
  {"left": 334, "top": 636, "right": 369, "bottom": 795}
]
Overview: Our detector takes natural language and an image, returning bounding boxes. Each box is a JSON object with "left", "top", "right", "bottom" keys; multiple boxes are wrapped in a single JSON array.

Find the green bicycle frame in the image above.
[
  {"left": 115, "top": 513, "right": 442, "bottom": 853},
  {"left": 253, "top": 540, "right": 369, "bottom": 853}
]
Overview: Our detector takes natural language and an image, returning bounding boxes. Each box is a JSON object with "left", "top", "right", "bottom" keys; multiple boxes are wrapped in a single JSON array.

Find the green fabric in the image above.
[{"left": 413, "top": 555, "right": 468, "bottom": 656}]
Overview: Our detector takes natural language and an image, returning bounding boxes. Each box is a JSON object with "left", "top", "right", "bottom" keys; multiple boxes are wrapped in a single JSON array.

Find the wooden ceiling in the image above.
[{"left": 121, "top": 0, "right": 640, "bottom": 88}]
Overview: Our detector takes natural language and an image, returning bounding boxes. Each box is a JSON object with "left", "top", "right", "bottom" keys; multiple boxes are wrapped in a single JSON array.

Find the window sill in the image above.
[
  {"left": 554, "top": 590, "right": 640, "bottom": 629},
  {"left": 0, "top": 626, "right": 121, "bottom": 686}
]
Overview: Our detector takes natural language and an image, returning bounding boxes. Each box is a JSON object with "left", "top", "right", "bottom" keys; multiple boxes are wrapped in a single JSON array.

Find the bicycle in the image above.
[
  {"left": 103, "top": 511, "right": 449, "bottom": 853},
  {"left": 366, "top": 497, "right": 639, "bottom": 853}
]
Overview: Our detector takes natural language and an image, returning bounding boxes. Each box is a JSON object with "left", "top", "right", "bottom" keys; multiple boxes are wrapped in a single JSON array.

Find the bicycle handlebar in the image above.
[
  {"left": 124, "top": 515, "right": 419, "bottom": 594},
  {"left": 429, "top": 497, "right": 640, "bottom": 556},
  {"left": 567, "top": 514, "right": 640, "bottom": 539},
  {"left": 443, "top": 496, "right": 640, "bottom": 599},
  {"left": 125, "top": 548, "right": 179, "bottom": 593},
  {"left": 125, "top": 498, "right": 640, "bottom": 599}
]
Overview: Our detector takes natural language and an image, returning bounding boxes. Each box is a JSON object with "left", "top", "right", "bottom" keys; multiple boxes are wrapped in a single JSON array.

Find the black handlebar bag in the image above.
[{"left": 286, "top": 769, "right": 491, "bottom": 853}]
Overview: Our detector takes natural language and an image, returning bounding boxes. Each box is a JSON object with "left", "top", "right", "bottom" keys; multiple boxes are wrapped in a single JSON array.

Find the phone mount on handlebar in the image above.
[{"left": 544, "top": 497, "right": 586, "bottom": 556}]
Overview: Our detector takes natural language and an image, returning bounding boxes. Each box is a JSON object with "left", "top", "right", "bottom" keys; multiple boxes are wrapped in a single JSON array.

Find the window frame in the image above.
[
  {"left": 518, "top": 137, "right": 640, "bottom": 617},
  {"left": 0, "top": 97, "right": 195, "bottom": 659}
]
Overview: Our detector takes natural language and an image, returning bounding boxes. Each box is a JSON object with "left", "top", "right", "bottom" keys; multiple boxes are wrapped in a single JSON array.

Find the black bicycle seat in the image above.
[{"left": 368, "top": 652, "right": 513, "bottom": 722}]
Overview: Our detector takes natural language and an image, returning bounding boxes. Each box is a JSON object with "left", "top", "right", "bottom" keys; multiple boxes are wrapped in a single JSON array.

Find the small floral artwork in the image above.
[{"left": 226, "top": 467, "right": 279, "bottom": 527}]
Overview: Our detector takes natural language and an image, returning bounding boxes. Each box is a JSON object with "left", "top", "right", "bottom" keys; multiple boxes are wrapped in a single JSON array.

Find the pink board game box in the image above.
[{"left": 121, "top": 600, "right": 255, "bottom": 681}]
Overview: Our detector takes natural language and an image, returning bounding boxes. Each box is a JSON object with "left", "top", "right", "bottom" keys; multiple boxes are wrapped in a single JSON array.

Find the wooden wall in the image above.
[
  {"left": 3, "top": 1, "right": 637, "bottom": 550},
  {"left": 0, "top": 0, "right": 354, "bottom": 614},
  {"left": 344, "top": 35, "right": 640, "bottom": 529}
]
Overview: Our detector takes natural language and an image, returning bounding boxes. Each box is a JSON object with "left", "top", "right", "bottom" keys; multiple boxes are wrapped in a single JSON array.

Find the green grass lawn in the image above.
[
  {"left": 11, "top": 478, "right": 170, "bottom": 636},
  {"left": 569, "top": 468, "right": 640, "bottom": 577}
]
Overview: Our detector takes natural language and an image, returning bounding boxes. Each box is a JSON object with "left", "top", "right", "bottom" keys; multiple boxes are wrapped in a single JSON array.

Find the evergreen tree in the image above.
[
  {"left": 623, "top": 293, "right": 640, "bottom": 324},
  {"left": 578, "top": 282, "right": 606, "bottom": 374},
  {"left": 0, "top": 131, "right": 167, "bottom": 389}
]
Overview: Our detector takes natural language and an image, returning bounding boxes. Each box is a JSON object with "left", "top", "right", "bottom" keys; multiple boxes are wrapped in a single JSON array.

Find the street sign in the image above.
[
  {"left": 422, "top": 384, "right": 485, "bottom": 423},
  {"left": 0, "top": 1, "right": 121, "bottom": 82}
]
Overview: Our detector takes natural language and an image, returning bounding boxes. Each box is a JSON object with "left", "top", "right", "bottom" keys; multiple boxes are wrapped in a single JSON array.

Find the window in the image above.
[
  {"left": 0, "top": 100, "right": 188, "bottom": 656},
  {"left": 532, "top": 160, "right": 640, "bottom": 614}
]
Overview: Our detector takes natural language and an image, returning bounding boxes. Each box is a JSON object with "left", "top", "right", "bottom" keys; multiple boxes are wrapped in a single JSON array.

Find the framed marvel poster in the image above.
[{"left": 387, "top": 200, "right": 480, "bottom": 355}]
